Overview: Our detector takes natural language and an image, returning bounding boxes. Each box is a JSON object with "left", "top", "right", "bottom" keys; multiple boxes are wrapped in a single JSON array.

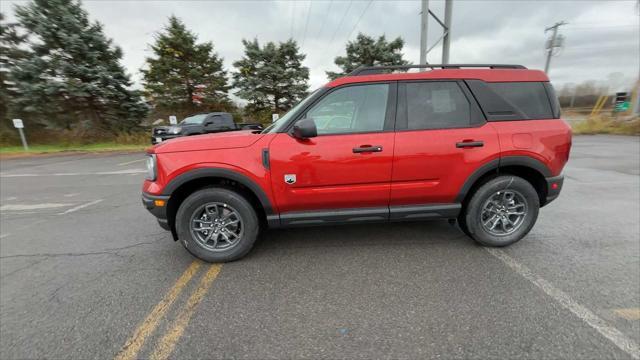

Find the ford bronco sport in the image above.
[{"left": 142, "top": 64, "right": 571, "bottom": 263}]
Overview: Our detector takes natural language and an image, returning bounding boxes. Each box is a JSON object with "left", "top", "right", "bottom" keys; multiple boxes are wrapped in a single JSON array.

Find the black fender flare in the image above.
[
  {"left": 455, "top": 156, "right": 552, "bottom": 203},
  {"left": 162, "top": 167, "right": 275, "bottom": 216}
]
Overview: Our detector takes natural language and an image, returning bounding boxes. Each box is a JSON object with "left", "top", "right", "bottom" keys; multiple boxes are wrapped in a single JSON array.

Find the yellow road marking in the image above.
[
  {"left": 118, "top": 158, "right": 145, "bottom": 166},
  {"left": 114, "top": 260, "right": 202, "bottom": 360},
  {"left": 614, "top": 308, "right": 640, "bottom": 321},
  {"left": 150, "top": 264, "right": 223, "bottom": 360}
]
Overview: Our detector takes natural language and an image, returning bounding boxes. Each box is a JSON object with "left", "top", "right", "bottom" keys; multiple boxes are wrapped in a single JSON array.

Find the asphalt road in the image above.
[{"left": 1, "top": 135, "right": 639, "bottom": 359}]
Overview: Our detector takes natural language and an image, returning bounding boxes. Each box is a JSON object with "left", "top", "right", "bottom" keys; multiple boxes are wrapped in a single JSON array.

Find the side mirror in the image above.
[
  {"left": 203, "top": 121, "right": 214, "bottom": 127},
  {"left": 292, "top": 118, "right": 317, "bottom": 139}
]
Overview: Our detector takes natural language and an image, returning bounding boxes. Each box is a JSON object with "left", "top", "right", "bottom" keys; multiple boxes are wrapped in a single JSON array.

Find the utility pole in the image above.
[
  {"left": 544, "top": 21, "right": 567, "bottom": 74},
  {"left": 569, "top": 86, "right": 576, "bottom": 108},
  {"left": 634, "top": 0, "right": 640, "bottom": 115},
  {"left": 442, "top": 0, "right": 453, "bottom": 64},
  {"left": 419, "top": 0, "right": 429, "bottom": 65},
  {"left": 419, "top": 0, "right": 452, "bottom": 65}
]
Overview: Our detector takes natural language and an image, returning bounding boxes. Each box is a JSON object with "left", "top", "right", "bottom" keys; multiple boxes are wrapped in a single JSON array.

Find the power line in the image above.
[
  {"left": 564, "top": 25, "right": 637, "bottom": 30},
  {"left": 331, "top": 0, "right": 373, "bottom": 61},
  {"left": 317, "top": 0, "right": 334, "bottom": 39},
  {"left": 567, "top": 21, "right": 637, "bottom": 27},
  {"left": 329, "top": 0, "right": 353, "bottom": 43},
  {"left": 301, "top": 0, "right": 313, "bottom": 48},
  {"left": 290, "top": 1, "right": 295, "bottom": 40},
  {"left": 344, "top": 0, "right": 374, "bottom": 43}
]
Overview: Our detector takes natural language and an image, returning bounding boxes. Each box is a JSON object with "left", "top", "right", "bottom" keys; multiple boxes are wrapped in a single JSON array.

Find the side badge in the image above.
[{"left": 284, "top": 174, "right": 296, "bottom": 185}]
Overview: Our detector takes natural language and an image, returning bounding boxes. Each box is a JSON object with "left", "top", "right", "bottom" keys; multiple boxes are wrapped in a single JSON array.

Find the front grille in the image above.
[{"left": 153, "top": 127, "right": 168, "bottom": 136}]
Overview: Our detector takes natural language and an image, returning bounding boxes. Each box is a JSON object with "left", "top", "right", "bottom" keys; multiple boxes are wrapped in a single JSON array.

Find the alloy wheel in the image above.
[
  {"left": 480, "top": 190, "right": 528, "bottom": 236},
  {"left": 190, "top": 202, "right": 244, "bottom": 252}
]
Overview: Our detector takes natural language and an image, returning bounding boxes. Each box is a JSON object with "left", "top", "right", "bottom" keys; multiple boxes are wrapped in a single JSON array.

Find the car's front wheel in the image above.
[
  {"left": 463, "top": 175, "right": 539, "bottom": 247},
  {"left": 175, "top": 188, "right": 259, "bottom": 262}
]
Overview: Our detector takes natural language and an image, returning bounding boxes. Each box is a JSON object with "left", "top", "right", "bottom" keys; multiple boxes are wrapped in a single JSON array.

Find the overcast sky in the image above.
[{"left": 2, "top": 0, "right": 639, "bottom": 93}]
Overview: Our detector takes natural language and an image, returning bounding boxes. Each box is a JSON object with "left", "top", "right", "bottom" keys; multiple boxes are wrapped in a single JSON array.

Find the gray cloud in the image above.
[{"left": 3, "top": 0, "right": 639, "bottom": 94}]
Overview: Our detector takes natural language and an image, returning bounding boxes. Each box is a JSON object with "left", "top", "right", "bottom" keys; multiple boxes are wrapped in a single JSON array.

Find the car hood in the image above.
[
  {"left": 179, "top": 123, "right": 200, "bottom": 128},
  {"left": 152, "top": 130, "right": 263, "bottom": 153}
]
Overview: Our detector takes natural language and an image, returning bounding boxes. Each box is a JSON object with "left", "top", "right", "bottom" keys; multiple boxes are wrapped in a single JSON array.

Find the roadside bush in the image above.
[
  {"left": 113, "top": 132, "right": 150, "bottom": 145},
  {"left": 572, "top": 116, "right": 640, "bottom": 135},
  {"left": 0, "top": 128, "right": 150, "bottom": 147},
  {"left": 0, "top": 126, "right": 19, "bottom": 146}
]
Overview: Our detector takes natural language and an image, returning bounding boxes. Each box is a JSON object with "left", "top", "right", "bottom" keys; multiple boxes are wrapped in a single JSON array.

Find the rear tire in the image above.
[
  {"left": 463, "top": 175, "right": 539, "bottom": 247},
  {"left": 176, "top": 188, "right": 259, "bottom": 262}
]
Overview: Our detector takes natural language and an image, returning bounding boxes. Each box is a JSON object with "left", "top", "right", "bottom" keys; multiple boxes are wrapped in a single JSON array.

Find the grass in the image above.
[
  {"left": 571, "top": 116, "right": 640, "bottom": 136},
  {"left": 0, "top": 142, "right": 149, "bottom": 156}
]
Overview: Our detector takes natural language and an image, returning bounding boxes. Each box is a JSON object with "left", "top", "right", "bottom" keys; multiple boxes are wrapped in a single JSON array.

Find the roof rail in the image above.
[{"left": 348, "top": 64, "right": 527, "bottom": 76}]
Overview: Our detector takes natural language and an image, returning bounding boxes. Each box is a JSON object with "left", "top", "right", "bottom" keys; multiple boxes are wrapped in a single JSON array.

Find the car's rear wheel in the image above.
[
  {"left": 463, "top": 175, "right": 539, "bottom": 247},
  {"left": 176, "top": 188, "right": 259, "bottom": 262}
]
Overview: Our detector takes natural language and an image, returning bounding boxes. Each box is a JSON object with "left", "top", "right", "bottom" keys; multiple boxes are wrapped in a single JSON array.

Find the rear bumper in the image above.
[
  {"left": 544, "top": 175, "right": 564, "bottom": 205},
  {"left": 142, "top": 192, "right": 170, "bottom": 230}
]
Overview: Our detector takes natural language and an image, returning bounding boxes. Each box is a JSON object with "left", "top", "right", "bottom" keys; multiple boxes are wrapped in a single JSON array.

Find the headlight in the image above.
[
  {"left": 145, "top": 154, "right": 157, "bottom": 181},
  {"left": 169, "top": 126, "right": 182, "bottom": 134}
]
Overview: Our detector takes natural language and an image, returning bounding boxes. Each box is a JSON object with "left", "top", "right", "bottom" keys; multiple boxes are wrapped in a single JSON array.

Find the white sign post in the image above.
[
  {"left": 12, "top": 119, "right": 29, "bottom": 151},
  {"left": 169, "top": 115, "right": 177, "bottom": 125},
  {"left": 271, "top": 114, "right": 279, "bottom": 122}
]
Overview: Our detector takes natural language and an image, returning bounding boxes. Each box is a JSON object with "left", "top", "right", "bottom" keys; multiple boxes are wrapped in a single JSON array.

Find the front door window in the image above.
[{"left": 306, "top": 84, "right": 390, "bottom": 135}]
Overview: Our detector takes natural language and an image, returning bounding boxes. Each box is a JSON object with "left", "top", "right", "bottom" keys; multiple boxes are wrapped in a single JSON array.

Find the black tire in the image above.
[
  {"left": 463, "top": 175, "right": 539, "bottom": 247},
  {"left": 457, "top": 211, "right": 472, "bottom": 238},
  {"left": 175, "top": 188, "right": 259, "bottom": 262}
]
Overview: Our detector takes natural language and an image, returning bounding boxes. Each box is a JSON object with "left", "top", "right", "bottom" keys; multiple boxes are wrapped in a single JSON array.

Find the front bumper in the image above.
[
  {"left": 142, "top": 192, "right": 170, "bottom": 230},
  {"left": 544, "top": 175, "right": 564, "bottom": 205}
]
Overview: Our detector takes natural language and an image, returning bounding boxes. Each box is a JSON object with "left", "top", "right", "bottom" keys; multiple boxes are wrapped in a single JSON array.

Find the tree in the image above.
[
  {"left": 8, "top": 0, "right": 147, "bottom": 133},
  {"left": 0, "top": 12, "right": 28, "bottom": 132},
  {"left": 142, "top": 16, "right": 230, "bottom": 118},
  {"left": 233, "top": 39, "right": 309, "bottom": 120},
  {"left": 326, "top": 33, "right": 408, "bottom": 80}
]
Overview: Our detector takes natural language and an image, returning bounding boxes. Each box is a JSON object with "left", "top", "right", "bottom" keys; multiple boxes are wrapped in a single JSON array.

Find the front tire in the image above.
[
  {"left": 463, "top": 175, "right": 539, "bottom": 247},
  {"left": 176, "top": 188, "right": 259, "bottom": 262}
]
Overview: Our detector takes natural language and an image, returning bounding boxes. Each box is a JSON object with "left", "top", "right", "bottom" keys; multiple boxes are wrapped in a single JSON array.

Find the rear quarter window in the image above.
[
  {"left": 488, "top": 82, "right": 553, "bottom": 119},
  {"left": 466, "top": 80, "right": 560, "bottom": 121},
  {"left": 543, "top": 82, "right": 561, "bottom": 118}
]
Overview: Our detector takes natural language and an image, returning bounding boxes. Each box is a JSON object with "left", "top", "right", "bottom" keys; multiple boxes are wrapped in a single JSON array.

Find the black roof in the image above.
[{"left": 349, "top": 64, "right": 527, "bottom": 76}]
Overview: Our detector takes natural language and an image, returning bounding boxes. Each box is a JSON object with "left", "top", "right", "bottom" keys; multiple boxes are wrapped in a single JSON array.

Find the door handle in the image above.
[
  {"left": 456, "top": 141, "right": 484, "bottom": 148},
  {"left": 353, "top": 145, "right": 383, "bottom": 153}
]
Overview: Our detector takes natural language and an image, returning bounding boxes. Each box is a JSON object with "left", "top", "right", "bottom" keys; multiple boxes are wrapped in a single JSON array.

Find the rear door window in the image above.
[
  {"left": 397, "top": 81, "right": 483, "bottom": 130},
  {"left": 488, "top": 82, "right": 554, "bottom": 119}
]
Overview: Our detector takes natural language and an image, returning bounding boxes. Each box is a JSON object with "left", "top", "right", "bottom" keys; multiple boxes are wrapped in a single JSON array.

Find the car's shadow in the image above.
[{"left": 247, "top": 220, "right": 475, "bottom": 260}]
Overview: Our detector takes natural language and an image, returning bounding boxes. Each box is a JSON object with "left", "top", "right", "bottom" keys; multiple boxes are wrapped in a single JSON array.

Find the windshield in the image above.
[
  {"left": 261, "top": 89, "right": 321, "bottom": 134},
  {"left": 180, "top": 114, "right": 208, "bottom": 125}
]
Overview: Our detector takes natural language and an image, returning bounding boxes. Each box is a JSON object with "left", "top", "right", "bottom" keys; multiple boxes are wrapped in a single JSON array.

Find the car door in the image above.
[
  {"left": 269, "top": 82, "right": 396, "bottom": 220},
  {"left": 390, "top": 80, "right": 500, "bottom": 210}
]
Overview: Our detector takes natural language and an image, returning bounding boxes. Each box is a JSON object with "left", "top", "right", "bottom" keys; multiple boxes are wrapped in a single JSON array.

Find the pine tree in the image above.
[
  {"left": 233, "top": 39, "right": 309, "bottom": 120},
  {"left": 142, "top": 16, "right": 230, "bottom": 117},
  {"left": 326, "top": 33, "right": 408, "bottom": 80},
  {"left": 8, "top": 0, "right": 147, "bottom": 133},
  {"left": 0, "top": 12, "right": 28, "bottom": 134}
]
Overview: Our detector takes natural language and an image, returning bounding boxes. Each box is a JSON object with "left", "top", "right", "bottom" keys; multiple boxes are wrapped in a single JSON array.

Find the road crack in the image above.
[{"left": 0, "top": 235, "right": 168, "bottom": 260}]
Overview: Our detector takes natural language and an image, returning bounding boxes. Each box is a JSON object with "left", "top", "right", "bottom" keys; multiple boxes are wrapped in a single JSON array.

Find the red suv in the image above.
[{"left": 142, "top": 64, "right": 572, "bottom": 262}]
